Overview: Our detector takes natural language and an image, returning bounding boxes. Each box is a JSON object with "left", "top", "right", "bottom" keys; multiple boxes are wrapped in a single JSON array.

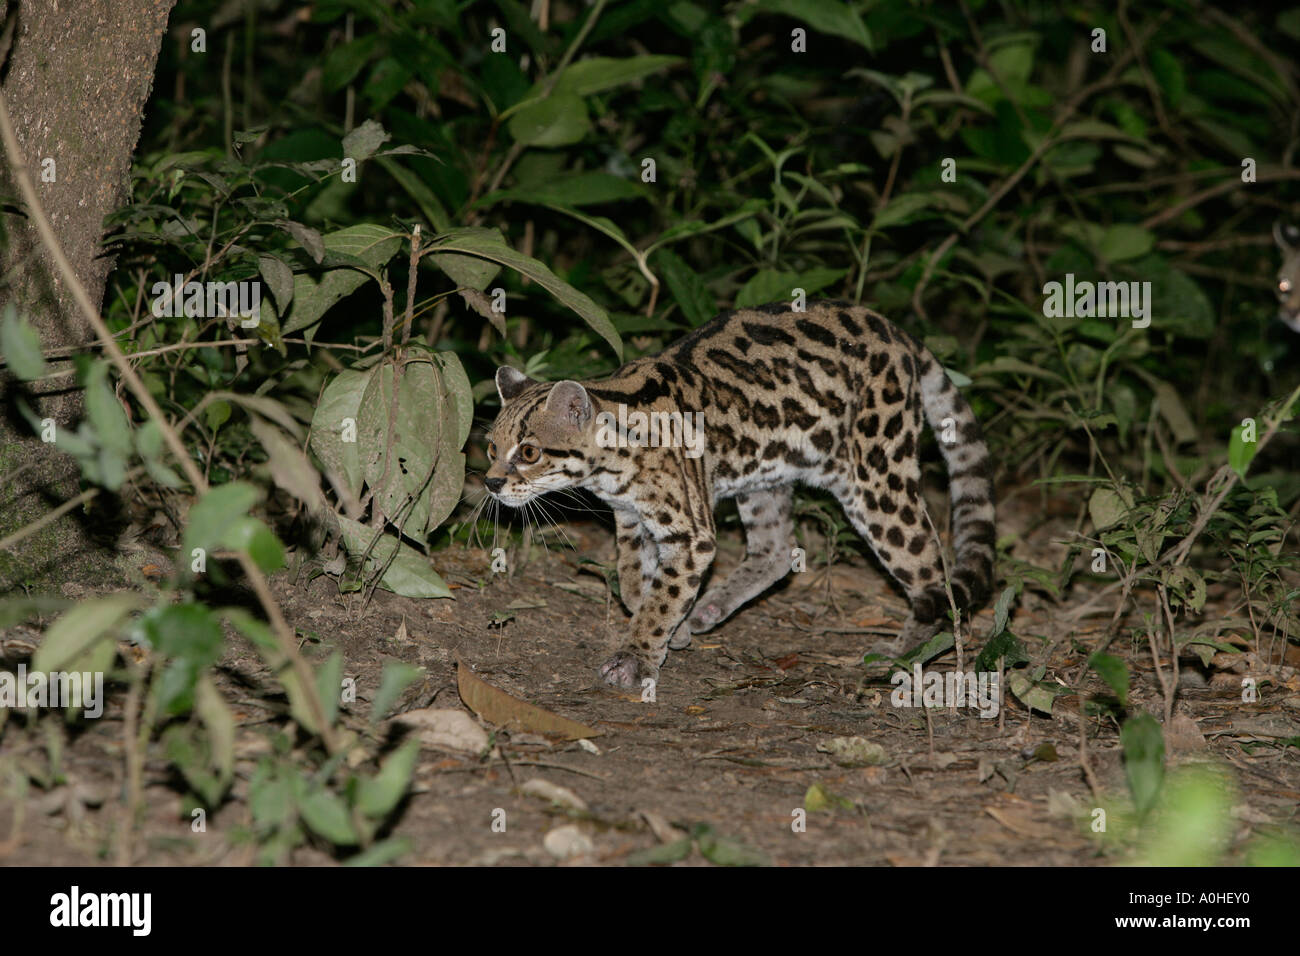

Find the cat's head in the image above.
[
  {"left": 1275, "top": 222, "right": 1300, "bottom": 332},
  {"left": 483, "top": 367, "right": 599, "bottom": 506}
]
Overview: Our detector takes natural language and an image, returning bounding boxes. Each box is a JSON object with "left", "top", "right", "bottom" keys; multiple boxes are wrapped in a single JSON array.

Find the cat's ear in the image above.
[
  {"left": 495, "top": 366, "right": 534, "bottom": 402},
  {"left": 545, "top": 381, "right": 592, "bottom": 426}
]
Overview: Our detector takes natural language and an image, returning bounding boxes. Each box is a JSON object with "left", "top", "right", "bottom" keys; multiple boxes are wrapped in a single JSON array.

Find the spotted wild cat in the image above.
[{"left": 483, "top": 301, "right": 996, "bottom": 688}]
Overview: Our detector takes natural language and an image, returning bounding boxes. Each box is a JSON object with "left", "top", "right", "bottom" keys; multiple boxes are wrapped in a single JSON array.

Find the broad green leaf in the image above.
[
  {"left": 358, "top": 360, "right": 440, "bottom": 535},
  {"left": 283, "top": 224, "right": 405, "bottom": 335},
  {"left": 341, "top": 118, "right": 390, "bottom": 162},
  {"left": 358, "top": 739, "right": 419, "bottom": 817},
  {"left": 184, "top": 482, "right": 260, "bottom": 559},
  {"left": 551, "top": 55, "right": 683, "bottom": 96},
  {"left": 258, "top": 253, "right": 295, "bottom": 312},
  {"left": 0, "top": 304, "right": 46, "bottom": 380},
  {"left": 83, "top": 361, "right": 132, "bottom": 459},
  {"left": 1228, "top": 423, "right": 1259, "bottom": 479},
  {"left": 1087, "top": 652, "right": 1129, "bottom": 706},
  {"left": 653, "top": 248, "right": 717, "bottom": 326},
  {"left": 991, "top": 586, "right": 1016, "bottom": 636},
  {"left": 343, "top": 836, "right": 413, "bottom": 867},
  {"left": 224, "top": 516, "right": 286, "bottom": 572},
  {"left": 430, "top": 229, "right": 621, "bottom": 359},
  {"left": 310, "top": 368, "right": 369, "bottom": 497},
  {"left": 753, "top": 0, "right": 871, "bottom": 50},
  {"left": 143, "top": 603, "right": 224, "bottom": 715},
  {"left": 31, "top": 594, "right": 139, "bottom": 677},
  {"left": 337, "top": 515, "right": 453, "bottom": 599},
  {"left": 370, "top": 660, "right": 424, "bottom": 725},
  {"left": 428, "top": 226, "right": 504, "bottom": 291},
  {"left": 1121, "top": 713, "right": 1165, "bottom": 820},
  {"left": 1088, "top": 487, "right": 1127, "bottom": 531},
  {"left": 195, "top": 676, "right": 235, "bottom": 784},
  {"left": 734, "top": 267, "right": 845, "bottom": 308},
  {"left": 315, "top": 650, "right": 344, "bottom": 726},
  {"left": 508, "top": 93, "right": 590, "bottom": 147},
  {"left": 628, "top": 836, "right": 694, "bottom": 865},
  {"left": 480, "top": 171, "right": 647, "bottom": 208},
  {"left": 297, "top": 784, "right": 358, "bottom": 845},
  {"left": 1099, "top": 224, "right": 1154, "bottom": 262}
]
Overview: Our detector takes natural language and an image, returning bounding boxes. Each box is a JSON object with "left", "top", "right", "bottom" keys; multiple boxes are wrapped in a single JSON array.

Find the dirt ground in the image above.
[{"left": 3, "top": 487, "right": 1299, "bottom": 867}]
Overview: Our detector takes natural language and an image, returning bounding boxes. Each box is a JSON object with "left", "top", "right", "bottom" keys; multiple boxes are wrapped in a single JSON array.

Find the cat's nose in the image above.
[{"left": 485, "top": 477, "right": 506, "bottom": 494}]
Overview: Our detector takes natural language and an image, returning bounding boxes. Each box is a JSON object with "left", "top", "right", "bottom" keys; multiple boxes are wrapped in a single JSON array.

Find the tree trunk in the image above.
[{"left": 0, "top": 0, "right": 174, "bottom": 591}]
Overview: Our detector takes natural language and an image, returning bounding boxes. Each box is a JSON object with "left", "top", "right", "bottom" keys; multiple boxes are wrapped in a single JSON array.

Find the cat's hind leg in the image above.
[{"left": 686, "top": 488, "right": 794, "bottom": 634}]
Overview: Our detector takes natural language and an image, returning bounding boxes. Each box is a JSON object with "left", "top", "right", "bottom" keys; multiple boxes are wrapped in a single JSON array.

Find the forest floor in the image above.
[{"left": 3, "top": 486, "right": 1299, "bottom": 867}]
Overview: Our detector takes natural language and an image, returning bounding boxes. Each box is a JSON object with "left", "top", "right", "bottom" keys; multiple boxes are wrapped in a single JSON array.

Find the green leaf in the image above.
[
  {"left": 0, "top": 304, "right": 47, "bottom": 380},
  {"left": 258, "top": 254, "right": 295, "bottom": 313},
  {"left": 358, "top": 739, "right": 419, "bottom": 817},
  {"left": 480, "top": 171, "right": 647, "bottom": 208},
  {"left": 551, "top": 55, "right": 683, "bottom": 96},
  {"left": 337, "top": 515, "right": 453, "bottom": 599},
  {"left": 627, "top": 836, "right": 694, "bottom": 866},
  {"left": 432, "top": 351, "right": 473, "bottom": 449},
  {"left": 804, "top": 781, "right": 854, "bottom": 812},
  {"left": 696, "top": 828, "right": 770, "bottom": 866},
  {"left": 194, "top": 676, "right": 236, "bottom": 785},
  {"left": 223, "top": 516, "right": 286, "bottom": 572},
  {"left": 893, "top": 630, "right": 954, "bottom": 670},
  {"left": 430, "top": 229, "right": 621, "bottom": 359},
  {"left": 283, "top": 225, "right": 405, "bottom": 335},
  {"left": 427, "top": 226, "right": 504, "bottom": 291},
  {"left": 734, "top": 267, "right": 845, "bottom": 308},
  {"left": 187, "top": 483, "right": 262, "bottom": 561},
  {"left": 1228, "top": 423, "right": 1259, "bottom": 480},
  {"left": 1087, "top": 652, "right": 1129, "bottom": 707},
  {"left": 370, "top": 660, "right": 424, "bottom": 725},
  {"left": 1088, "top": 486, "right": 1128, "bottom": 531},
  {"left": 752, "top": 0, "right": 871, "bottom": 50},
  {"left": 343, "top": 836, "right": 413, "bottom": 867},
  {"left": 315, "top": 650, "right": 344, "bottom": 726},
  {"left": 83, "top": 361, "right": 132, "bottom": 458},
  {"left": 250, "top": 762, "right": 292, "bottom": 827},
  {"left": 309, "top": 368, "right": 369, "bottom": 497},
  {"left": 358, "top": 361, "right": 440, "bottom": 534},
  {"left": 341, "top": 118, "right": 391, "bottom": 162},
  {"left": 974, "top": 629, "right": 1028, "bottom": 673},
  {"left": 297, "top": 784, "right": 359, "bottom": 845},
  {"left": 507, "top": 93, "right": 590, "bottom": 147},
  {"left": 990, "top": 585, "right": 1016, "bottom": 636},
  {"left": 1005, "top": 669, "right": 1066, "bottom": 714},
  {"left": 1121, "top": 713, "right": 1165, "bottom": 820},
  {"left": 1098, "top": 224, "right": 1154, "bottom": 262},
  {"left": 31, "top": 594, "right": 138, "bottom": 676},
  {"left": 143, "top": 603, "right": 224, "bottom": 715},
  {"left": 653, "top": 248, "right": 717, "bottom": 326}
]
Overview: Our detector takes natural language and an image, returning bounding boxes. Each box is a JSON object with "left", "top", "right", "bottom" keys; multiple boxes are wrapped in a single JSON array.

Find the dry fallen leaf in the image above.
[
  {"left": 520, "top": 778, "right": 587, "bottom": 811},
  {"left": 457, "top": 659, "right": 602, "bottom": 739},
  {"left": 396, "top": 707, "right": 491, "bottom": 754}
]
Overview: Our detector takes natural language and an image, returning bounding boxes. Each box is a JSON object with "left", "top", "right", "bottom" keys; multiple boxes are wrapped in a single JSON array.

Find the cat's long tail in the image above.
[{"left": 914, "top": 344, "right": 996, "bottom": 616}]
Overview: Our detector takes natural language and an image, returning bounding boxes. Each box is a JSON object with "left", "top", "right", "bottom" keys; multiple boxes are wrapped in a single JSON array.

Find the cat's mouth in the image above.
[
  {"left": 1280, "top": 307, "right": 1300, "bottom": 333},
  {"left": 487, "top": 489, "right": 534, "bottom": 507}
]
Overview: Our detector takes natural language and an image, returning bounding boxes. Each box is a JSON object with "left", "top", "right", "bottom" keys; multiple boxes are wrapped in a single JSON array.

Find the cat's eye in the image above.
[
  {"left": 518, "top": 443, "right": 541, "bottom": 464},
  {"left": 1280, "top": 279, "right": 1293, "bottom": 295},
  {"left": 486, "top": 441, "right": 497, "bottom": 461}
]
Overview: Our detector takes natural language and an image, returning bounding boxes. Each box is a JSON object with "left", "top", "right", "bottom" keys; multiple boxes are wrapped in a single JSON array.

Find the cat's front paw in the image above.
[{"left": 599, "top": 650, "right": 657, "bottom": 688}]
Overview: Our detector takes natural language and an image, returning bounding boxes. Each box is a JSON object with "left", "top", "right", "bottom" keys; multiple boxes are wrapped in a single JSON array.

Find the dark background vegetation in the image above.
[{"left": 0, "top": 0, "right": 1297, "bottom": 866}]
